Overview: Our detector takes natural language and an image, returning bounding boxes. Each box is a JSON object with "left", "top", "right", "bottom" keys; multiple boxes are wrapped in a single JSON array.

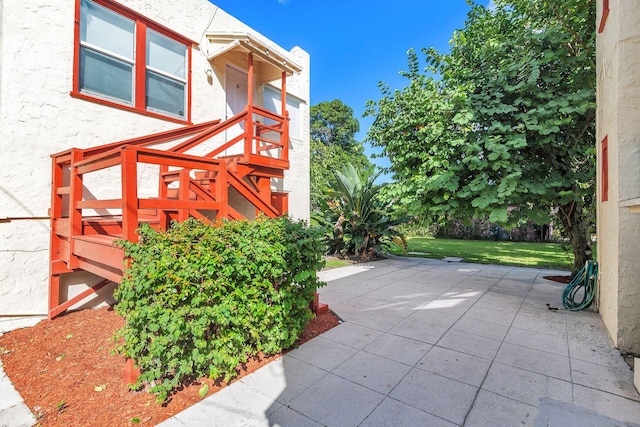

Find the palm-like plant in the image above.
[{"left": 315, "top": 163, "right": 406, "bottom": 259}]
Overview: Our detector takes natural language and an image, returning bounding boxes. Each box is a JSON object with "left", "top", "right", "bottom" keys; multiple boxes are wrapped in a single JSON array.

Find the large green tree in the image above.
[
  {"left": 310, "top": 100, "right": 373, "bottom": 210},
  {"left": 365, "top": 0, "right": 596, "bottom": 271},
  {"left": 310, "top": 140, "right": 372, "bottom": 210},
  {"left": 310, "top": 100, "right": 360, "bottom": 148}
]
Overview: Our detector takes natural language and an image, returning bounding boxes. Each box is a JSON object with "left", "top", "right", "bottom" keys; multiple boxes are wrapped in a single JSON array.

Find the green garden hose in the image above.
[{"left": 562, "top": 260, "right": 598, "bottom": 311}]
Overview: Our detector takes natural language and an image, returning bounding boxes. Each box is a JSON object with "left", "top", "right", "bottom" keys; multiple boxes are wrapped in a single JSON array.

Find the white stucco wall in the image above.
[
  {"left": 0, "top": 0, "right": 310, "bottom": 319},
  {"left": 282, "top": 46, "right": 311, "bottom": 221},
  {"left": 596, "top": 0, "right": 640, "bottom": 355}
]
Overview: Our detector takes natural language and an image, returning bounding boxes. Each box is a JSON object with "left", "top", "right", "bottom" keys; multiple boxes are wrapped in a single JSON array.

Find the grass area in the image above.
[
  {"left": 390, "top": 237, "right": 574, "bottom": 270},
  {"left": 322, "top": 257, "right": 353, "bottom": 270}
]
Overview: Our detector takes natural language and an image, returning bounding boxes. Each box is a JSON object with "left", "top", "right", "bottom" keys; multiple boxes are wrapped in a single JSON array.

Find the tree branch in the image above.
[
  {"left": 550, "top": 4, "right": 585, "bottom": 57},
  {"left": 574, "top": 108, "right": 596, "bottom": 144}
]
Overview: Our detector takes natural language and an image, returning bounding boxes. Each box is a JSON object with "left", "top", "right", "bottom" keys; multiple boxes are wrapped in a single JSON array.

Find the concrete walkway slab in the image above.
[
  {"left": 0, "top": 359, "right": 36, "bottom": 427},
  {"left": 157, "top": 257, "right": 640, "bottom": 426}
]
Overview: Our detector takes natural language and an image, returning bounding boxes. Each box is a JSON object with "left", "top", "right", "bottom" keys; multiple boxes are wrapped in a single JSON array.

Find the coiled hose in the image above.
[{"left": 562, "top": 260, "right": 598, "bottom": 311}]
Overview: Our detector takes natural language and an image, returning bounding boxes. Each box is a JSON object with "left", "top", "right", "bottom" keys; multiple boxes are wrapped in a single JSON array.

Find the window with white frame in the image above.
[{"left": 75, "top": 0, "right": 190, "bottom": 121}]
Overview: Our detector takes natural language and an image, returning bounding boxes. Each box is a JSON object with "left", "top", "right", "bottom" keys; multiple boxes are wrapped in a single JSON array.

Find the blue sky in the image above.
[{"left": 210, "top": 1, "right": 478, "bottom": 176}]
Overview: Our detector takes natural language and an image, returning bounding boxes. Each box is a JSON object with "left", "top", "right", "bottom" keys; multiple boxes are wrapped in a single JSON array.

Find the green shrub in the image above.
[
  {"left": 113, "top": 216, "right": 325, "bottom": 402},
  {"left": 396, "top": 219, "right": 437, "bottom": 238}
]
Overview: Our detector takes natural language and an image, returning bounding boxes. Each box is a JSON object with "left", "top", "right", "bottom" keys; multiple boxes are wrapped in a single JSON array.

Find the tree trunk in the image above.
[{"left": 558, "top": 201, "right": 593, "bottom": 273}]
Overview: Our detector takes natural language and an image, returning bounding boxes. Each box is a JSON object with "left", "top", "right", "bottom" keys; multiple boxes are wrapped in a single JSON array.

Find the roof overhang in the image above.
[{"left": 206, "top": 32, "right": 302, "bottom": 81}]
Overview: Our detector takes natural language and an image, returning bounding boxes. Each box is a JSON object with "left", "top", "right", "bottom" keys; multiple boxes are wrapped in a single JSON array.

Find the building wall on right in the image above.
[{"left": 596, "top": 0, "right": 640, "bottom": 355}]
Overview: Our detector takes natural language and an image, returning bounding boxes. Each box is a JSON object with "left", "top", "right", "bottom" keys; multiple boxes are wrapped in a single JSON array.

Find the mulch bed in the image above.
[
  {"left": 543, "top": 275, "right": 572, "bottom": 284},
  {"left": 0, "top": 306, "right": 339, "bottom": 427}
]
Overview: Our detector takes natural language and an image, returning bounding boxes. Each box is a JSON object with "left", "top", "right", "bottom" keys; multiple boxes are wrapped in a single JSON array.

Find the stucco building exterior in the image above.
[
  {"left": 596, "top": 0, "right": 640, "bottom": 356},
  {"left": 0, "top": 0, "right": 310, "bottom": 328}
]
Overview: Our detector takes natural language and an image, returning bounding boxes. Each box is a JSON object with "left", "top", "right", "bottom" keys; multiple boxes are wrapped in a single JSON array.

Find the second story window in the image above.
[
  {"left": 145, "top": 29, "right": 187, "bottom": 118},
  {"left": 74, "top": 0, "right": 190, "bottom": 122},
  {"left": 79, "top": 0, "right": 135, "bottom": 104}
]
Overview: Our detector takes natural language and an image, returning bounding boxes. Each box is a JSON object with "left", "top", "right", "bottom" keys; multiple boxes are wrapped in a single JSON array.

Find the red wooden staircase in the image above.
[{"left": 48, "top": 105, "right": 293, "bottom": 319}]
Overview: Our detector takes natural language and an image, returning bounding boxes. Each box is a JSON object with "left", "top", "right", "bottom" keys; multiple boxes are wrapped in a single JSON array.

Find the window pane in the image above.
[
  {"left": 80, "top": 0, "right": 134, "bottom": 60},
  {"left": 80, "top": 47, "right": 133, "bottom": 103},
  {"left": 146, "top": 29, "right": 186, "bottom": 79},
  {"left": 264, "top": 86, "right": 281, "bottom": 114},
  {"left": 287, "top": 97, "right": 301, "bottom": 140},
  {"left": 146, "top": 71, "right": 185, "bottom": 117}
]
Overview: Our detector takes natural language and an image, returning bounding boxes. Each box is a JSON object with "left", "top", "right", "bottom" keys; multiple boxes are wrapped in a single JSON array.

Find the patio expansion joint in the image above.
[
  {"left": 563, "top": 308, "right": 576, "bottom": 404},
  {"left": 574, "top": 381, "right": 640, "bottom": 404},
  {"left": 460, "top": 272, "right": 537, "bottom": 425},
  {"left": 359, "top": 393, "right": 455, "bottom": 427},
  {"left": 325, "top": 274, "right": 495, "bottom": 425}
]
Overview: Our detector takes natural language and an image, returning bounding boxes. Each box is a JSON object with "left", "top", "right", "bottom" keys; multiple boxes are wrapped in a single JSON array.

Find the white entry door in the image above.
[{"left": 225, "top": 66, "right": 248, "bottom": 153}]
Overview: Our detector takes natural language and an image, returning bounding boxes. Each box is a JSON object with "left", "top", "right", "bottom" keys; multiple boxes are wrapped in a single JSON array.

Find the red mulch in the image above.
[{"left": 0, "top": 307, "right": 339, "bottom": 427}]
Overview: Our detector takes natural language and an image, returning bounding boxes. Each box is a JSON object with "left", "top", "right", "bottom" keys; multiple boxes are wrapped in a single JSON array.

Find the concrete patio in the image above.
[{"left": 158, "top": 256, "right": 640, "bottom": 426}]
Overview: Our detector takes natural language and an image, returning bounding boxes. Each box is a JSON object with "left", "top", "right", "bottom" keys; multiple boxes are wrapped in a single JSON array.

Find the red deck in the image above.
[
  {"left": 48, "top": 49, "right": 329, "bottom": 319},
  {"left": 48, "top": 102, "right": 293, "bottom": 319}
]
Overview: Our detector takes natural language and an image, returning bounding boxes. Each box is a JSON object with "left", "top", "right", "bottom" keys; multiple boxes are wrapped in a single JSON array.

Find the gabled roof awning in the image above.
[{"left": 206, "top": 32, "right": 302, "bottom": 82}]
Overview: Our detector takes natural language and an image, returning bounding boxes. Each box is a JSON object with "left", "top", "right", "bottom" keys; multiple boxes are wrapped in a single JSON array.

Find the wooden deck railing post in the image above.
[
  {"left": 281, "top": 70, "right": 289, "bottom": 162},
  {"left": 158, "top": 164, "right": 170, "bottom": 229},
  {"left": 245, "top": 52, "right": 255, "bottom": 160},
  {"left": 67, "top": 149, "right": 84, "bottom": 269},
  {"left": 50, "top": 156, "right": 65, "bottom": 230},
  {"left": 283, "top": 111, "right": 290, "bottom": 162},
  {"left": 121, "top": 147, "right": 139, "bottom": 242},
  {"left": 216, "top": 164, "right": 228, "bottom": 219},
  {"left": 258, "top": 176, "right": 272, "bottom": 204},
  {"left": 178, "top": 169, "right": 190, "bottom": 222},
  {"left": 49, "top": 155, "right": 65, "bottom": 318}
]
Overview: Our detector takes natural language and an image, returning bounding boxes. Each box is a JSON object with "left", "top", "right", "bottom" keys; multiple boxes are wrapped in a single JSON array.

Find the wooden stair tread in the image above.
[
  {"left": 74, "top": 234, "right": 122, "bottom": 244},
  {"left": 83, "top": 215, "right": 158, "bottom": 224}
]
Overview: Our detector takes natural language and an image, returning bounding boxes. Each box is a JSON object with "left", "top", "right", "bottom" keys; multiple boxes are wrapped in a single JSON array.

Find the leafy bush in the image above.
[
  {"left": 432, "top": 214, "right": 556, "bottom": 242},
  {"left": 113, "top": 217, "right": 325, "bottom": 402},
  {"left": 396, "top": 218, "right": 437, "bottom": 238},
  {"left": 314, "top": 163, "right": 407, "bottom": 259}
]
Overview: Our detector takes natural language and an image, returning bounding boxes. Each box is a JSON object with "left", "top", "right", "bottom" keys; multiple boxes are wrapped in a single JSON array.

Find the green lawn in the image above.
[
  {"left": 390, "top": 237, "right": 574, "bottom": 270},
  {"left": 322, "top": 257, "right": 353, "bottom": 270}
]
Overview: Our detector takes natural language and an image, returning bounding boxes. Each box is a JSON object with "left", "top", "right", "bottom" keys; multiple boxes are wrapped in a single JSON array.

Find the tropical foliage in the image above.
[
  {"left": 365, "top": 0, "right": 596, "bottom": 271},
  {"left": 310, "top": 139, "right": 373, "bottom": 210},
  {"left": 309, "top": 100, "right": 373, "bottom": 210},
  {"left": 315, "top": 163, "right": 406, "bottom": 259}
]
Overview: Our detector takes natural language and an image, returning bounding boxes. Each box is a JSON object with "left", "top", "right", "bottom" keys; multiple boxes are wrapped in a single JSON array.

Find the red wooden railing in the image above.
[{"left": 48, "top": 107, "right": 290, "bottom": 319}]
